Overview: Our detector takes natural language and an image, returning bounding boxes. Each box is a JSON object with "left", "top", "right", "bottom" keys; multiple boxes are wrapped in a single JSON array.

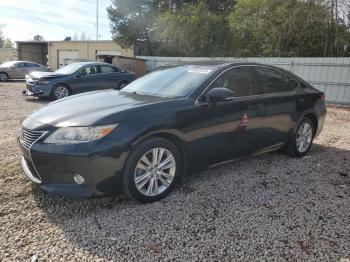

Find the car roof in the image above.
[
  {"left": 158, "top": 62, "right": 278, "bottom": 70},
  {"left": 3, "top": 61, "right": 39, "bottom": 64},
  {"left": 71, "top": 61, "right": 117, "bottom": 67}
]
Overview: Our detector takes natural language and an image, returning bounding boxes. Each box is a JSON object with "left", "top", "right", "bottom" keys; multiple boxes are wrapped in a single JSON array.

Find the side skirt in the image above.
[{"left": 207, "top": 142, "right": 284, "bottom": 169}]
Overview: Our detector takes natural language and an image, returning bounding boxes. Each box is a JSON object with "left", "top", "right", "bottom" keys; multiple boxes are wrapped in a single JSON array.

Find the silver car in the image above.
[{"left": 0, "top": 61, "right": 50, "bottom": 81}]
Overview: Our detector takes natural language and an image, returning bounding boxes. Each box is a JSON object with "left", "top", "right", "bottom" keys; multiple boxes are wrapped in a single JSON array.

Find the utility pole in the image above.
[{"left": 96, "top": 0, "right": 99, "bottom": 40}]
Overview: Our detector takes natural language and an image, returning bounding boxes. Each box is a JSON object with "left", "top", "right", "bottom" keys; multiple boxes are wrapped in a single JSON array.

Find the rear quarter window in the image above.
[
  {"left": 256, "top": 67, "right": 299, "bottom": 94},
  {"left": 100, "top": 66, "right": 119, "bottom": 73}
]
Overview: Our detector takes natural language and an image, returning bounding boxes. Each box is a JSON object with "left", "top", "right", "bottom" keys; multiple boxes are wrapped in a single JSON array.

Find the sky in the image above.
[{"left": 0, "top": 0, "right": 113, "bottom": 42}]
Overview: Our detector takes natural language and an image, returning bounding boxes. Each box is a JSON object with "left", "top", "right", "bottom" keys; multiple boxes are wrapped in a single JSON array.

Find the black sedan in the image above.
[
  {"left": 24, "top": 62, "right": 136, "bottom": 100},
  {"left": 18, "top": 63, "right": 326, "bottom": 203}
]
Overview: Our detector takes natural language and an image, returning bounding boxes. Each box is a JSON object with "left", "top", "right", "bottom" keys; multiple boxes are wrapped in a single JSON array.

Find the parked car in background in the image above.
[
  {"left": 0, "top": 61, "right": 49, "bottom": 81},
  {"left": 24, "top": 62, "right": 136, "bottom": 99},
  {"left": 18, "top": 63, "right": 326, "bottom": 203}
]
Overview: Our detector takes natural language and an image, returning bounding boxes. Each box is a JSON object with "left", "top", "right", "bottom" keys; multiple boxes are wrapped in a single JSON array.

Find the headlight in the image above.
[
  {"left": 44, "top": 124, "right": 118, "bottom": 144},
  {"left": 38, "top": 80, "right": 50, "bottom": 85}
]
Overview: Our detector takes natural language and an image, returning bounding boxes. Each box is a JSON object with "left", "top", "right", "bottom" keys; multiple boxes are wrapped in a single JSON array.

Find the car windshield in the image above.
[
  {"left": 54, "top": 63, "right": 84, "bottom": 74},
  {"left": 122, "top": 65, "right": 217, "bottom": 98},
  {"left": 0, "top": 61, "right": 16, "bottom": 67}
]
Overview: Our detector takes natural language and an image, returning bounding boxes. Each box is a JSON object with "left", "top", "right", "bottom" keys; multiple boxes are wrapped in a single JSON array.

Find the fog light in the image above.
[{"left": 74, "top": 174, "right": 85, "bottom": 184}]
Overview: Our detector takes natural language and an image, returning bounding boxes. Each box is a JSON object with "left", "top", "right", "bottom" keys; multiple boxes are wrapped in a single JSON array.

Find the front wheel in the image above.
[
  {"left": 123, "top": 137, "right": 182, "bottom": 203},
  {"left": 286, "top": 117, "right": 315, "bottom": 157},
  {"left": 0, "top": 73, "right": 8, "bottom": 82},
  {"left": 115, "top": 81, "right": 129, "bottom": 90},
  {"left": 52, "top": 85, "right": 70, "bottom": 100}
]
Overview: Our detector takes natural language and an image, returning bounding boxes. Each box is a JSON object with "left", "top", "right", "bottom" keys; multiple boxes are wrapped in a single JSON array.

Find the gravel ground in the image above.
[{"left": 0, "top": 81, "right": 349, "bottom": 262}]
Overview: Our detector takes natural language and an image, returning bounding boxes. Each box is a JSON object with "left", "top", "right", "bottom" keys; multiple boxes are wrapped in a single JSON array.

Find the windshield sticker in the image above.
[{"left": 188, "top": 68, "right": 213, "bottom": 74}]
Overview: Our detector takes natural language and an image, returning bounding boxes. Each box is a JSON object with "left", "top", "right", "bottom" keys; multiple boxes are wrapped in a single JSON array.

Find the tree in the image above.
[
  {"left": 107, "top": 0, "right": 158, "bottom": 55},
  {"left": 107, "top": 0, "right": 350, "bottom": 57},
  {"left": 228, "top": 0, "right": 347, "bottom": 57},
  {"left": 155, "top": 1, "right": 236, "bottom": 56},
  {"left": 0, "top": 30, "right": 13, "bottom": 48},
  {"left": 33, "top": 34, "right": 45, "bottom": 42}
]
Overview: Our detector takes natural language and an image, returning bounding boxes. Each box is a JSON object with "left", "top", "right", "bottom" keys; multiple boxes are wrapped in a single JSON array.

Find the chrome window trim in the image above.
[{"left": 194, "top": 64, "right": 301, "bottom": 105}]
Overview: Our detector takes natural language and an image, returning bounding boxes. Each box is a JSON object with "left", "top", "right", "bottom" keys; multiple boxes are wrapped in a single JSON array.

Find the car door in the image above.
[
  {"left": 24, "top": 63, "right": 39, "bottom": 75},
  {"left": 12, "top": 62, "right": 27, "bottom": 78},
  {"left": 254, "top": 66, "right": 300, "bottom": 151},
  {"left": 190, "top": 66, "right": 264, "bottom": 166},
  {"left": 69, "top": 65, "right": 100, "bottom": 93},
  {"left": 97, "top": 65, "right": 122, "bottom": 89}
]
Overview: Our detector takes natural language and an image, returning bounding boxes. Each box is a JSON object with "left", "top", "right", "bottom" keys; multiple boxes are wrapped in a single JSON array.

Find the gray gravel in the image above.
[{"left": 0, "top": 81, "right": 349, "bottom": 261}]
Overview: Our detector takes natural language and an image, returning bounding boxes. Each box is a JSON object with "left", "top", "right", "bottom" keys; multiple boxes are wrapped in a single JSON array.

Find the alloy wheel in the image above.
[
  {"left": 134, "top": 147, "right": 176, "bottom": 196},
  {"left": 119, "top": 82, "right": 128, "bottom": 89},
  {"left": 296, "top": 122, "right": 313, "bottom": 153},
  {"left": 0, "top": 73, "right": 8, "bottom": 82},
  {"left": 54, "top": 86, "right": 69, "bottom": 99}
]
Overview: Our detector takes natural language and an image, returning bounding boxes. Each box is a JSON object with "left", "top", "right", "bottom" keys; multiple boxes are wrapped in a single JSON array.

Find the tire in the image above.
[
  {"left": 0, "top": 72, "right": 8, "bottom": 82},
  {"left": 123, "top": 137, "right": 182, "bottom": 203},
  {"left": 51, "top": 84, "right": 70, "bottom": 100},
  {"left": 286, "top": 117, "right": 315, "bottom": 157},
  {"left": 116, "top": 81, "right": 129, "bottom": 90}
]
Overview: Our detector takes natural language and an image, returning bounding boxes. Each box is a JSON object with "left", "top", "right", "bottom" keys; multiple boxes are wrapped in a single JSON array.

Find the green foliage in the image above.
[
  {"left": 0, "top": 30, "right": 13, "bottom": 48},
  {"left": 154, "top": 2, "right": 235, "bottom": 56},
  {"left": 107, "top": 0, "right": 350, "bottom": 57},
  {"left": 228, "top": 0, "right": 332, "bottom": 56},
  {"left": 107, "top": 0, "right": 158, "bottom": 55}
]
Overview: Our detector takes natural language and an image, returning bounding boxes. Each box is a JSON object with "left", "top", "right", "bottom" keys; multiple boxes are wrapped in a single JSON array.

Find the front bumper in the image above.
[
  {"left": 24, "top": 82, "right": 53, "bottom": 97},
  {"left": 18, "top": 136, "right": 130, "bottom": 197}
]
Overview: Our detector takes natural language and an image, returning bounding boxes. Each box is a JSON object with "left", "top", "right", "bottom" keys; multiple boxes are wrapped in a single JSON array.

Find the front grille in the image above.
[{"left": 20, "top": 128, "right": 46, "bottom": 150}]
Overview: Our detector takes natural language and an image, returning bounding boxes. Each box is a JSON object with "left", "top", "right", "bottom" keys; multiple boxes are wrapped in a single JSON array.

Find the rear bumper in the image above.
[{"left": 315, "top": 103, "right": 327, "bottom": 138}]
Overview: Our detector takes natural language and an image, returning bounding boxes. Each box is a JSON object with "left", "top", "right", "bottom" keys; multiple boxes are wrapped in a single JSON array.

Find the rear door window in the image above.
[
  {"left": 256, "top": 67, "right": 299, "bottom": 94},
  {"left": 15, "top": 63, "right": 26, "bottom": 68},
  {"left": 25, "top": 63, "right": 37, "bottom": 68},
  {"left": 209, "top": 66, "right": 258, "bottom": 97},
  {"left": 99, "top": 66, "right": 119, "bottom": 73}
]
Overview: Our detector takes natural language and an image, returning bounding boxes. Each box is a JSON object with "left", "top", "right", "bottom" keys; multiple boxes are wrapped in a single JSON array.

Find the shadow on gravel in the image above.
[
  {"left": 32, "top": 143, "right": 350, "bottom": 260},
  {"left": 6, "top": 79, "right": 26, "bottom": 83},
  {"left": 24, "top": 97, "right": 52, "bottom": 105}
]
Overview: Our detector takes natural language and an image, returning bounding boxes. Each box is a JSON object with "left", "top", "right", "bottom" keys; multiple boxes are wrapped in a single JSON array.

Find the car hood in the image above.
[
  {"left": 26, "top": 90, "right": 171, "bottom": 127},
  {"left": 28, "top": 71, "right": 68, "bottom": 79}
]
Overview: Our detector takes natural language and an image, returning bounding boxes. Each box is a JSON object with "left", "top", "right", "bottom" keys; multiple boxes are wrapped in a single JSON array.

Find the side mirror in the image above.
[
  {"left": 75, "top": 72, "right": 83, "bottom": 78},
  {"left": 208, "top": 87, "right": 234, "bottom": 103},
  {"left": 10, "top": 66, "right": 15, "bottom": 69}
]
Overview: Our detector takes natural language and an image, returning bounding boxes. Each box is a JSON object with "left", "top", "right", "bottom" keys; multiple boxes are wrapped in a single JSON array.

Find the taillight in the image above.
[{"left": 320, "top": 93, "right": 325, "bottom": 100}]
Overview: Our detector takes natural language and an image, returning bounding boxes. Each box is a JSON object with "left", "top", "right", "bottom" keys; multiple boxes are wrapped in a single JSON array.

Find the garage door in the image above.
[{"left": 58, "top": 50, "right": 79, "bottom": 67}]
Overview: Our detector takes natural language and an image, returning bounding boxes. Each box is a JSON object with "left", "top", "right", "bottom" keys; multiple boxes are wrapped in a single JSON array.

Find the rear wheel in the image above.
[
  {"left": 116, "top": 81, "right": 129, "bottom": 90},
  {"left": 0, "top": 73, "right": 8, "bottom": 82},
  {"left": 123, "top": 137, "right": 182, "bottom": 203},
  {"left": 52, "top": 84, "right": 70, "bottom": 100},
  {"left": 286, "top": 117, "right": 315, "bottom": 157}
]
